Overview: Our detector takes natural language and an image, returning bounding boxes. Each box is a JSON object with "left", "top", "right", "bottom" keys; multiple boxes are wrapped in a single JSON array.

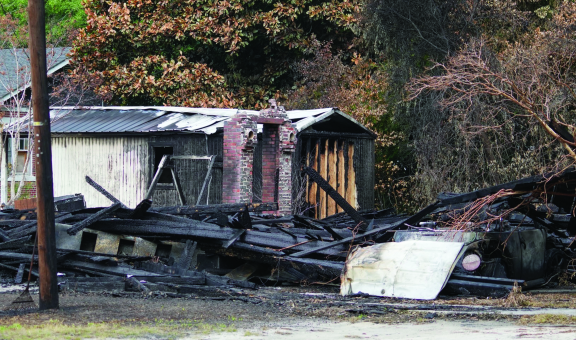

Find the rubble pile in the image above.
[{"left": 1, "top": 168, "right": 576, "bottom": 300}]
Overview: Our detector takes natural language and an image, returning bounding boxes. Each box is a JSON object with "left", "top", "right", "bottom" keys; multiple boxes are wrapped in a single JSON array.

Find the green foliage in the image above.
[
  {"left": 72, "top": 0, "right": 360, "bottom": 108},
  {"left": 0, "top": 0, "right": 86, "bottom": 46},
  {"left": 287, "top": 43, "right": 410, "bottom": 211},
  {"left": 351, "top": 0, "right": 574, "bottom": 209},
  {"left": 400, "top": 1, "right": 576, "bottom": 207}
]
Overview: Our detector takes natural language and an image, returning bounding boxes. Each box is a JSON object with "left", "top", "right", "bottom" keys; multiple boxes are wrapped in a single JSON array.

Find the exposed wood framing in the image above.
[
  {"left": 302, "top": 137, "right": 358, "bottom": 219},
  {"left": 302, "top": 166, "right": 366, "bottom": 228}
]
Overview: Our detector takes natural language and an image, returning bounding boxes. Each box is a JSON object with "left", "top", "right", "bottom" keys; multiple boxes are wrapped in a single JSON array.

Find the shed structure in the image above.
[{"left": 5, "top": 105, "right": 376, "bottom": 218}]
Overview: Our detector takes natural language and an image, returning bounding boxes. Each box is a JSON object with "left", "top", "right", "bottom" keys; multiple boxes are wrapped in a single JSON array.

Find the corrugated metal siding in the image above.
[{"left": 52, "top": 136, "right": 149, "bottom": 208}]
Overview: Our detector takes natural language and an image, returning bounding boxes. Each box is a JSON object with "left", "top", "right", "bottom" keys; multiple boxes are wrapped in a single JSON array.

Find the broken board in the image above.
[{"left": 341, "top": 240, "right": 465, "bottom": 300}]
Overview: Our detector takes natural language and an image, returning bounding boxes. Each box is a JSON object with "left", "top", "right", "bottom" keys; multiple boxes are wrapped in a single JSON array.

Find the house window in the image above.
[
  {"left": 18, "top": 138, "right": 29, "bottom": 151},
  {"left": 153, "top": 146, "right": 173, "bottom": 184},
  {"left": 7, "top": 138, "right": 32, "bottom": 175}
]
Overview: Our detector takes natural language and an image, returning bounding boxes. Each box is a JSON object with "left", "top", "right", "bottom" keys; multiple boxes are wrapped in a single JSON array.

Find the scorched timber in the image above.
[
  {"left": 90, "top": 219, "right": 239, "bottom": 240},
  {"left": 90, "top": 219, "right": 348, "bottom": 257},
  {"left": 150, "top": 202, "right": 278, "bottom": 214}
]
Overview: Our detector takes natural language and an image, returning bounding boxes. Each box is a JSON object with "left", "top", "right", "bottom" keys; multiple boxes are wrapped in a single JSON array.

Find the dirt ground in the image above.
[{"left": 1, "top": 284, "right": 576, "bottom": 339}]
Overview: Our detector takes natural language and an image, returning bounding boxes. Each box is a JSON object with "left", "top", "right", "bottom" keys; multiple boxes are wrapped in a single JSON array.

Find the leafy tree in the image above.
[
  {"left": 0, "top": 0, "right": 86, "bottom": 46},
  {"left": 71, "top": 0, "right": 360, "bottom": 108},
  {"left": 287, "top": 42, "right": 410, "bottom": 210},
  {"left": 353, "top": 0, "right": 566, "bottom": 208},
  {"left": 404, "top": 1, "right": 576, "bottom": 205}
]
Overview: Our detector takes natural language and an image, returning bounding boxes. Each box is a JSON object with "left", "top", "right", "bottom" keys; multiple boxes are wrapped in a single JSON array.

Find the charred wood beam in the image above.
[
  {"left": 130, "top": 199, "right": 152, "bottom": 219},
  {"left": 90, "top": 219, "right": 238, "bottom": 240},
  {"left": 0, "top": 228, "right": 9, "bottom": 241},
  {"left": 0, "top": 236, "right": 32, "bottom": 250},
  {"left": 145, "top": 154, "right": 171, "bottom": 200},
  {"left": 283, "top": 257, "right": 344, "bottom": 272},
  {"left": 293, "top": 215, "right": 325, "bottom": 230},
  {"left": 61, "top": 260, "right": 164, "bottom": 277},
  {"left": 5, "top": 220, "right": 39, "bottom": 237},
  {"left": 0, "top": 251, "right": 38, "bottom": 261},
  {"left": 250, "top": 218, "right": 293, "bottom": 224},
  {"left": 222, "top": 229, "right": 245, "bottom": 249},
  {"left": 203, "top": 243, "right": 284, "bottom": 264},
  {"left": 196, "top": 155, "right": 216, "bottom": 205},
  {"left": 0, "top": 262, "right": 39, "bottom": 277},
  {"left": 67, "top": 202, "right": 122, "bottom": 236},
  {"left": 302, "top": 166, "right": 367, "bottom": 228},
  {"left": 290, "top": 221, "right": 402, "bottom": 258},
  {"left": 0, "top": 220, "right": 34, "bottom": 228},
  {"left": 322, "top": 225, "right": 344, "bottom": 240},
  {"left": 176, "top": 240, "right": 197, "bottom": 270},
  {"left": 85, "top": 176, "right": 128, "bottom": 208},
  {"left": 241, "top": 232, "right": 347, "bottom": 257},
  {"left": 276, "top": 227, "right": 298, "bottom": 239},
  {"left": 373, "top": 201, "right": 440, "bottom": 242},
  {"left": 150, "top": 202, "right": 278, "bottom": 215},
  {"left": 231, "top": 242, "right": 285, "bottom": 256},
  {"left": 90, "top": 219, "right": 347, "bottom": 257},
  {"left": 254, "top": 224, "right": 352, "bottom": 239}
]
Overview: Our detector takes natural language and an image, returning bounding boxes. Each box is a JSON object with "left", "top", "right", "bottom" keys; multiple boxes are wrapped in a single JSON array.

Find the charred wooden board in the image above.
[
  {"left": 67, "top": 202, "right": 122, "bottom": 235},
  {"left": 60, "top": 260, "right": 164, "bottom": 277},
  {"left": 302, "top": 166, "right": 367, "bottom": 228},
  {"left": 151, "top": 202, "right": 278, "bottom": 214}
]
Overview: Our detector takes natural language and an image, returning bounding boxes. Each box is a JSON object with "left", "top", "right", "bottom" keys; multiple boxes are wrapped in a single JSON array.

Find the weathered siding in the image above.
[
  {"left": 148, "top": 134, "right": 223, "bottom": 206},
  {"left": 52, "top": 133, "right": 224, "bottom": 208},
  {"left": 52, "top": 136, "right": 149, "bottom": 208}
]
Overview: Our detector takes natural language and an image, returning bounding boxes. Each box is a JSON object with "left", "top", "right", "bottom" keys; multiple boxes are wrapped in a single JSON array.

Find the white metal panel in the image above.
[
  {"left": 52, "top": 136, "right": 149, "bottom": 208},
  {"left": 341, "top": 240, "right": 465, "bottom": 300}
]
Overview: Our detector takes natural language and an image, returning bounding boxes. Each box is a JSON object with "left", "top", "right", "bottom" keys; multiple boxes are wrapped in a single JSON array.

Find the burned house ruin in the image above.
[{"left": 2, "top": 104, "right": 375, "bottom": 217}]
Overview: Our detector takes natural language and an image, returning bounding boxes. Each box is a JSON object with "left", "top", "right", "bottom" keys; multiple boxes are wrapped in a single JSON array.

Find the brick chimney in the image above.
[
  {"left": 222, "top": 113, "right": 257, "bottom": 204},
  {"left": 221, "top": 101, "right": 296, "bottom": 216},
  {"left": 258, "top": 100, "right": 296, "bottom": 215}
]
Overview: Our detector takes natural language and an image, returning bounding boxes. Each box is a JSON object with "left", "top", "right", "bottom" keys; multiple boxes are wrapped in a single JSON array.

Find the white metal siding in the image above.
[{"left": 52, "top": 137, "right": 149, "bottom": 208}]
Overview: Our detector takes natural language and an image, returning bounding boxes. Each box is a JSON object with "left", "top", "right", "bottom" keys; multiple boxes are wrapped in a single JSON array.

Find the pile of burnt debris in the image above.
[{"left": 0, "top": 167, "right": 576, "bottom": 300}]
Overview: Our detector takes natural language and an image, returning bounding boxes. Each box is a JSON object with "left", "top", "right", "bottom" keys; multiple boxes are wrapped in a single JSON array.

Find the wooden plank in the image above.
[
  {"left": 305, "top": 138, "right": 311, "bottom": 205},
  {"left": 346, "top": 142, "right": 357, "bottom": 209},
  {"left": 320, "top": 139, "right": 328, "bottom": 218},
  {"left": 308, "top": 140, "right": 319, "bottom": 218},
  {"left": 327, "top": 139, "right": 337, "bottom": 216},
  {"left": 337, "top": 140, "right": 345, "bottom": 213},
  {"left": 170, "top": 168, "right": 186, "bottom": 206},
  {"left": 171, "top": 155, "right": 212, "bottom": 160},
  {"left": 221, "top": 229, "right": 246, "bottom": 249},
  {"left": 66, "top": 202, "right": 122, "bottom": 235},
  {"left": 151, "top": 202, "right": 278, "bottom": 214},
  {"left": 85, "top": 176, "right": 127, "bottom": 208},
  {"left": 145, "top": 154, "right": 171, "bottom": 200},
  {"left": 289, "top": 201, "right": 445, "bottom": 258},
  {"left": 302, "top": 166, "right": 367, "bottom": 228},
  {"left": 176, "top": 240, "right": 197, "bottom": 270},
  {"left": 196, "top": 156, "right": 216, "bottom": 205}
]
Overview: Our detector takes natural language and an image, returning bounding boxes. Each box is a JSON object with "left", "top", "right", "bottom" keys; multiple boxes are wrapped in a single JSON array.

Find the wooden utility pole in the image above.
[{"left": 28, "top": 0, "right": 59, "bottom": 309}]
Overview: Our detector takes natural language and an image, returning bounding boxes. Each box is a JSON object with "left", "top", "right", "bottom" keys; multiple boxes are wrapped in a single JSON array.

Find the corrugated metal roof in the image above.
[{"left": 7, "top": 106, "right": 373, "bottom": 136}]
